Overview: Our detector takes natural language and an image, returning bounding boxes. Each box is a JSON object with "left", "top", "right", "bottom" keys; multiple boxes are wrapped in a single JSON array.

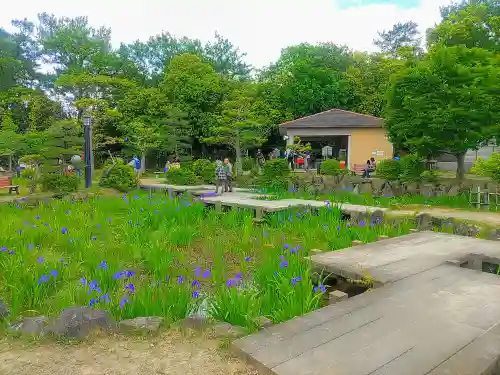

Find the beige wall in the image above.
[{"left": 349, "top": 128, "right": 393, "bottom": 168}]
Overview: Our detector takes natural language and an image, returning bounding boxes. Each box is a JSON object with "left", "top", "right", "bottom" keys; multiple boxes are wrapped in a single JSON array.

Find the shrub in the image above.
[
  {"left": 100, "top": 159, "right": 138, "bottom": 192},
  {"left": 471, "top": 153, "right": 500, "bottom": 182},
  {"left": 192, "top": 158, "right": 216, "bottom": 184},
  {"left": 420, "top": 170, "right": 440, "bottom": 184},
  {"left": 399, "top": 154, "right": 425, "bottom": 184},
  {"left": 258, "top": 159, "right": 290, "bottom": 191},
  {"left": 41, "top": 173, "right": 79, "bottom": 197},
  {"left": 165, "top": 168, "right": 198, "bottom": 185},
  {"left": 376, "top": 159, "right": 401, "bottom": 181},
  {"left": 242, "top": 157, "right": 255, "bottom": 172},
  {"left": 320, "top": 159, "right": 345, "bottom": 176}
]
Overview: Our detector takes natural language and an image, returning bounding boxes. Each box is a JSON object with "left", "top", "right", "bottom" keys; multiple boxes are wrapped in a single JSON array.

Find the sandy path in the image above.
[{"left": 0, "top": 330, "right": 258, "bottom": 375}]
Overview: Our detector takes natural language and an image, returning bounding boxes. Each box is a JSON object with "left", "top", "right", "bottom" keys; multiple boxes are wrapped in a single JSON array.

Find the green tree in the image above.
[
  {"left": 385, "top": 45, "right": 500, "bottom": 179},
  {"left": 0, "top": 110, "right": 23, "bottom": 170},
  {"left": 40, "top": 120, "right": 83, "bottom": 172},
  {"left": 374, "top": 21, "right": 422, "bottom": 58}
]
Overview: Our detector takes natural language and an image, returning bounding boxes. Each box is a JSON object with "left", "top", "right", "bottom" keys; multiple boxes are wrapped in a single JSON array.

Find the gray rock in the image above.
[
  {"left": 213, "top": 322, "right": 246, "bottom": 339},
  {"left": 119, "top": 316, "right": 163, "bottom": 333},
  {"left": 8, "top": 316, "right": 48, "bottom": 336},
  {"left": 416, "top": 213, "right": 433, "bottom": 230},
  {"left": 176, "top": 313, "right": 210, "bottom": 330},
  {"left": 47, "top": 306, "right": 115, "bottom": 338},
  {"left": 0, "top": 299, "right": 8, "bottom": 320},
  {"left": 255, "top": 316, "right": 273, "bottom": 329}
]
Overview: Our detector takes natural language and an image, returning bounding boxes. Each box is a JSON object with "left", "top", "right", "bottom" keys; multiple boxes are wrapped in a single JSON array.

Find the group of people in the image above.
[
  {"left": 214, "top": 158, "right": 233, "bottom": 194},
  {"left": 362, "top": 157, "right": 377, "bottom": 178}
]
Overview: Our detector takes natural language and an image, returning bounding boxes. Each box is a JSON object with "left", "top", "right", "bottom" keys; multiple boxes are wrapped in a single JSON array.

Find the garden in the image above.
[{"left": 0, "top": 189, "right": 416, "bottom": 336}]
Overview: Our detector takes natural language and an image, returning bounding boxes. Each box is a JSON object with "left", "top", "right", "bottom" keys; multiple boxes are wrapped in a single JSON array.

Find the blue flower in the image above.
[
  {"left": 100, "top": 294, "right": 110, "bottom": 303},
  {"left": 177, "top": 276, "right": 185, "bottom": 284},
  {"left": 119, "top": 297, "right": 130, "bottom": 309},
  {"left": 283, "top": 244, "right": 289, "bottom": 250},
  {"left": 202, "top": 269, "right": 212, "bottom": 279},
  {"left": 125, "top": 283, "right": 135, "bottom": 294},
  {"left": 193, "top": 267, "right": 202, "bottom": 277},
  {"left": 235, "top": 272, "right": 243, "bottom": 280},
  {"left": 245, "top": 256, "right": 251, "bottom": 262},
  {"left": 91, "top": 235, "right": 97, "bottom": 241},
  {"left": 97, "top": 261, "right": 108, "bottom": 270},
  {"left": 359, "top": 220, "right": 366, "bottom": 227},
  {"left": 80, "top": 278, "right": 87, "bottom": 286},
  {"left": 107, "top": 218, "right": 112, "bottom": 223},
  {"left": 61, "top": 227, "right": 68, "bottom": 234},
  {"left": 314, "top": 284, "right": 327, "bottom": 293},
  {"left": 49, "top": 270, "right": 58, "bottom": 278},
  {"left": 8, "top": 250, "right": 15, "bottom": 255},
  {"left": 191, "top": 280, "right": 200, "bottom": 288},
  {"left": 37, "top": 257, "right": 45, "bottom": 264},
  {"left": 226, "top": 278, "right": 238, "bottom": 287},
  {"left": 280, "top": 260, "right": 289, "bottom": 268},
  {"left": 336, "top": 226, "right": 341, "bottom": 231},
  {"left": 89, "top": 298, "right": 99, "bottom": 307},
  {"left": 291, "top": 276, "right": 302, "bottom": 286},
  {"left": 28, "top": 244, "right": 34, "bottom": 250},
  {"left": 192, "top": 290, "right": 200, "bottom": 298},
  {"left": 0, "top": 247, "right": 7, "bottom": 252},
  {"left": 34, "top": 216, "right": 40, "bottom": 220},
  {"left": 38, "top": 275, "right": 49, "bottom": 284}
]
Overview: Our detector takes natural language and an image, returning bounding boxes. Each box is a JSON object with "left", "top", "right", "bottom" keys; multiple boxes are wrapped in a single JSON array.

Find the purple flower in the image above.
[
  {"left": 193, "top": 267, "right": 202, "bottom": 277},
  {"left": 192, "top": 290, "right": 200, "bottom": 298},
  {"left": 177, "top": 276, "right": 185, "bottom": 284},
  {"left": 235, "top": 272, "right": 243, "bottom": 280},
  {"left": 291, "top": 276, "right": 302, "bottom": 286},
  {"left": 97, "top": 261, "right": 108, "bottom": 270},
  {"left": 191, "top": 280, "right": 200, "bottom": 288},
  {"left": 314, "top": 284, "right": 327, "bottom": 293},
  {"left": 8, "top": 250, "right": 15, "bottom": 255},
  {"left": 290, "top": 246, "right": 299, "bottom": 254},
  {"left": 80, "top": 278, "right": 87, "bottom": 286},
  {"left": 34, "top": 216, "right": 40, "bottom": 220},
  {"left": 125, "top": 283, "right": 135, "bottom": 294},
  {"left": 226, "top": 278, "right": 238, "bottom": 287},
  {"left": 359, "top": 220, "right": 366, "bottom": 227},
  {"left": 61, "top": 227, "right": 68, "bottom": 234},
  {"left": 280, "top": 260, "right": 289, "bottom": 268},
  {"left": 202, "top": 269, "right": 212, "bottom": 279},
  {"left": 100, "top": 294, "right": 110, "bottom": 302},
  {"left": 38, "top": 275, "right": 49, "bottom": 284},
  {"left": 28, "top": 244, "right": 34, "bottom": 250},
  {"left": 119, "top": 297, "right": 130, "bottom": 309},
  {"left": 89, "top": 298, "right": 99, "bottom": 307},
  {"left": 37, "top": 257, "right": 45, "bottom": 264},
  {"left": 245, "top": 256, "right": 251, "bottom": 262},
  {"left": 283, "top": 244, "right": 289, "bottom": 250},
  {"left": 0, "top": 247, "right": 7, "bottom": 252},
  {"left": 49, "top": 270, "right": 58, "bottom": 278},
  {"left": 91, "top": 235, "right": 97, "bottom": 241}
]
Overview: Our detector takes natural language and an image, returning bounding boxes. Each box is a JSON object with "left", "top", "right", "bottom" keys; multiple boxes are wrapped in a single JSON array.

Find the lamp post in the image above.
[{"left": 83, "top": 115, "right": 93, "bottom": 189}]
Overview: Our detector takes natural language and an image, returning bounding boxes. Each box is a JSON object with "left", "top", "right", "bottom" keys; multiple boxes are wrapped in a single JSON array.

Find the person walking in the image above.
[
  {"left": 286, "top": 148, "right": 295, "bottom": 171},
  {"left": 215, "top": 160, "right": 227, "bottom": 195},
  {"left": 224, "top": 158, "right": 233, "bottom": 192}
]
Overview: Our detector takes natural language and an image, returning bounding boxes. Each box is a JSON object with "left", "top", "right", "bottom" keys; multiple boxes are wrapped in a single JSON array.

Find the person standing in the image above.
[
  {"left": 305, "top": 150, "right": 311, "bottom": 171},
  {"left": 256, "top": 149, "right": 265, "bottom": 168},
  {"left": 223, "top": 158, "right": 233, "bottom": 192},
  {"left": 215, "top": 160, "right": 227, "bottom": 195},
  {"left": 286, "top": 148, "right": 295, "bottom": 171}
]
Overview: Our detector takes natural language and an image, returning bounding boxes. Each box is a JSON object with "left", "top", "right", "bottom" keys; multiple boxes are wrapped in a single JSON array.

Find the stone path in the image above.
[
  {"left": 140, "top": 179, "right": 500, "bottom": 226},
  {"left": 233, "top": 232, "right": 500, "bottom": 375}
]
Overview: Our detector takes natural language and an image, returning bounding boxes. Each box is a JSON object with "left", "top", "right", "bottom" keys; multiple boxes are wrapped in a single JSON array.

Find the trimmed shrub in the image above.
[
  {"left": 258, "top": 159, "right": 290, "bottom": 191},
  {"left": 100, "top": 159, "right": 138, "bottom": 192},
  {"left": 192, "top": 158, "right": 216, "bottom": 184},
  {"left": 41, "top": 173, "right": 79, "bottom": 197},
  {"left": 376, "top": 159, "right": 401, "bottom": 181},
  {"left": 320, "top": 159, "right": 344, "bottom": 176},
  {"left": 165, "top": 168, "right": 198, "bottom": 185},
  {"left": 471, "top": 152, "right": 500, "bottom": 183}
]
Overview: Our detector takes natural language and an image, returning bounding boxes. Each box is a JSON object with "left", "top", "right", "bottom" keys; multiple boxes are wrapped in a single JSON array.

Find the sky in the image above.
[{"left": 0, "top": 0, "right": 455, "bottom": 68}]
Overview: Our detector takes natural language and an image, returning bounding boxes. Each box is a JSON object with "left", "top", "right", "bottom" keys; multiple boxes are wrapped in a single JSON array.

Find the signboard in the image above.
[
  {"left": 321, "top": 146, "right": 333, "bottom": 157},
  {"left": 376, "top": 151, "right": 385, "bottom": 156}
]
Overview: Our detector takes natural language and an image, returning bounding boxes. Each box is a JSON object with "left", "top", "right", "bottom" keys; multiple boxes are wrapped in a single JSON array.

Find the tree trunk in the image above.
[
  {"left": 140, "top": 152, "right": 146, "bottom": 174},
  {"left": 456, "top": 152, "right": 466, "bottom": 180},
  {"left": 8, "top": 155, "right": 12, "bottom": 172},
  {"left": 234, "top": 138, "right": 242, "bottom": 177}
]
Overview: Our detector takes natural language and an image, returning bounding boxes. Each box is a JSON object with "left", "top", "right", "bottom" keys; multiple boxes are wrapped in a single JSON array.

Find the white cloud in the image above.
[{"left": 0, "top": 0, "right": 455, "bottom": 68}]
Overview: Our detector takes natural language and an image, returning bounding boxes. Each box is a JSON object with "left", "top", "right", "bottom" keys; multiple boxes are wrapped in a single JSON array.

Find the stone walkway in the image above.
[
  {"left": 234, "top": 232, "right": 500, "bottom": 375},
  {"left": 139, "top": 180, "right": 500, "bottom": 227}
]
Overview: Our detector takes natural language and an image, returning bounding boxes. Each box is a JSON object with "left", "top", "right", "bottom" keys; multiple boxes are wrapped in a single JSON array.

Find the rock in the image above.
[
  {"left": 351, "top": 240, "right": 362, "bottom": 246},
  {"left": 255, "top": 316, "right": 273, "bottom": 329},
  {"left": 328, "top": 290, "right": 349, "bottom": 305},
  {"left": 213, "top": 322, "right": 246, "bottom": 339},
  {"left": 0, "top": 299, "right": 8, "bottom": 320},
  {"left": 8, "top": 316, "right": 48, "bottom": 336},
  {"left": 119, "top": 316, "right": 163, "bottom": 333},
  {"left": 47, "top": 306, "right": 115, "bottom": 339},
  {"left": 176, "top": 313, "right": 210, "bottom": 330},
  {"left": 416, "top": 213, "right": 433, "bottom": 230},
  {"left": 453, "top": 222, "right": 480, "bottom": 237}
]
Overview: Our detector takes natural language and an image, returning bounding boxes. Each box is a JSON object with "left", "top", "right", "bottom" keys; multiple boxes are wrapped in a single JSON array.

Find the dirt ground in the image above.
[{"left": 0, "top": 330, "right": 258, "bottom": 375}]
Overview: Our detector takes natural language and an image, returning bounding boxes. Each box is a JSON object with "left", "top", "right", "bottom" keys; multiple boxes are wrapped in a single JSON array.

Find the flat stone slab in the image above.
[
  {"left": 233, "top": 259, "right": 500, "bottom": 375},
  {"left": 309, "top": 231, "right": 499, "bottom": 284}
]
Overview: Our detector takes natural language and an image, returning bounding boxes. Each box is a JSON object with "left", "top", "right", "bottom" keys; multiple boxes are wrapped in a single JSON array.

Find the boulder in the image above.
[
  {"left": 8, "top": 316, "right": 48, "bottom": 336},
  {"left": 416, "top": 213, "right": 433, "bottom": 230},
  {"left": 119, "top": 316, "right": 163, "bottom": 333},
  {"left": 47, "top": 306, "right": 115, "bottom": 339},
  {"left": 254, "top": 316, "right": 273, "bottom": 329},
  {"left": 213, "top": 322, "right": 246, "bottom": 339},
  {"left": 176, "top": 313, "right": 210, "bottom": 330}
]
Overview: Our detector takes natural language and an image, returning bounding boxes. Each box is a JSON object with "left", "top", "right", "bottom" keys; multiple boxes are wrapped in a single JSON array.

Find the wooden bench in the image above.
[
  {"left": 351, "top": 164, "right": 376, "bottom": 177},
  {"left": 0, "top": 176, "right": 19, "bottom": 194}
]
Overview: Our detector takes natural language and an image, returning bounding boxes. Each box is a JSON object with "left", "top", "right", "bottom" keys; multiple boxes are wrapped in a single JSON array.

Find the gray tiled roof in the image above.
[{"left": 279, "top": 109, "right": 383, "bottom": 128}]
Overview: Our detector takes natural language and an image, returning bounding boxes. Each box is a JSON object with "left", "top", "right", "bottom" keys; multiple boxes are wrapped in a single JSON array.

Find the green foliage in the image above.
[
  {"left": 420, "top": 170, "right": 440, "bottom": 184},
  {"left": 242, "top": 157, "right": 255, "bottom": 171},
  {"left": 399, "top": 155, "right": 425, "bottom": 184},
  {"left": 40, "top": 173, "right": 79, "bottom": 197},
  {"left": 165, "top": 168, "right": 198, "bottom": 185},
  {"left": 192, "top": 158, "right": 216, "bottom": 184},
  {"left": 376, "top": 159, "right": 401, "bottom": 181},
  {"left": 471, "top": 153, "right": 500, "bottom": 183},
  {"left": 100, "top": 159, "right": 138, "bottom": 192},
  {"left": 320, "top": 159, "right": 344, "bottom": 176},
  {"left": 258, "top": 159, "right": 290, "bottom": 191}
]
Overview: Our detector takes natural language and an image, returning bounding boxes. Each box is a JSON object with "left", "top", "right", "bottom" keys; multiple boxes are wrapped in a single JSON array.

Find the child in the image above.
[
  {"left": 223, "top": 158, "right": 233, "bottom": 192},
  {"left": 215, "top": 160, "right": 227, "bottom": 195}
]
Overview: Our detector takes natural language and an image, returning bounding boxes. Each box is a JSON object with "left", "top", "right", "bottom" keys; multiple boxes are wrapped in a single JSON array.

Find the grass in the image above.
[{"left": 0, "top": 189, "right": 417, "bottom": 333}]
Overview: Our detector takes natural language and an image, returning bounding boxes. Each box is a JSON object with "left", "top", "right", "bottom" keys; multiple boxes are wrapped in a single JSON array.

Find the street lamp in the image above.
[{"left": 83, "top": 115, "right": 93, "bottom": 189}]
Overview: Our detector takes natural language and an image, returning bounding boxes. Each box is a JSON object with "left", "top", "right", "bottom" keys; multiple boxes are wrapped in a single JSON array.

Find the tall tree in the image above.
[
  {"left": 385, "top": 45, "right": 500, "bottom": 179},
  {"left": 374, "top": 21, "right": 422, "bottom": 58}
]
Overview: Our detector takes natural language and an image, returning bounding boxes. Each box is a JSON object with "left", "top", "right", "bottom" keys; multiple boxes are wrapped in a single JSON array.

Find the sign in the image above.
[
  {"left": 321, "top": 146, "right": 333, "bottom": 157},
  {"left": 376, "top": 151, "right": 385, "bottom": 156}
]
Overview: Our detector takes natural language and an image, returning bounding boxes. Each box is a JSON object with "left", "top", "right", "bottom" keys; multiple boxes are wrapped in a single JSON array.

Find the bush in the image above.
[
  {"left": 376, "top": 159, "right": 401, "bottom": 181},
  {"left": 192, "top": 158, "right": 216, "bottom": 184},
  {"left": 258, "top": 159, "right": 290, "bottom": 191},
  {"left": 242, "top": 157, "right": 255, "bottom": 172},
  {"left": 471, "top": 153, "right": 500, "bottom": 182},
  {"left": 100, "top": 159, "right": 138, "bottom": 192},
  {"left": 399, "top": 154, "right": 425, "bottom": 184},
  {"left": 320, "top": 159, "right": 345, "bottom": 176},
  {"left": 165, "top": 168, "right": 198, "bottom": 185},
  {"left": 41, "top": 173, "right": 79, "bottom": 197},
  {"left": 420, "top": 170, "right": 440, "bottom": 184}
]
